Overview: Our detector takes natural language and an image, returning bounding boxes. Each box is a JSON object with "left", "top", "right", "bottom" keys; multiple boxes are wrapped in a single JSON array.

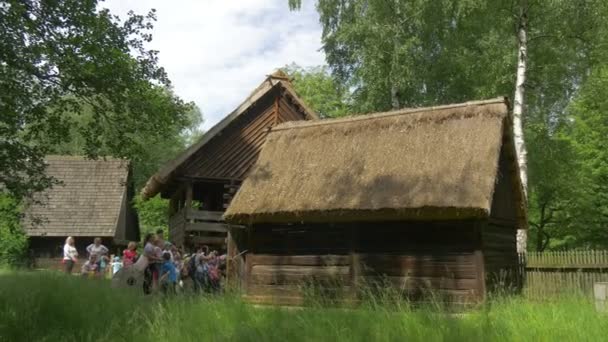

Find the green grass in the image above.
[{"left": 1, "top": 271, "right": 607, "bottom": 341}]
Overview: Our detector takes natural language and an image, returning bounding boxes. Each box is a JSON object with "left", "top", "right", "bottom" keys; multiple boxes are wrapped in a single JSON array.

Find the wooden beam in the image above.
[
  {"left": 186, "top": 222, "right": 229, "bottom": 233},
  {"left": 188, "top": 236, "right": 226, "bottom": 246},
  {"left": 187, "top": 210, "right": 224, "bottom": 222},
  {"left": 250, "top": 254, "right": 350, "bottom": 267},
  {"left": 273, "top": 90, "right": 280, "bottom": 125}
]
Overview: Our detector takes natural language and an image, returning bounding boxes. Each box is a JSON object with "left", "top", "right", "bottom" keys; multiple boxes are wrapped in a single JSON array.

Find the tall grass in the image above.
[{"left": 1, "top": 271, "right": 607, "bottom": 341}]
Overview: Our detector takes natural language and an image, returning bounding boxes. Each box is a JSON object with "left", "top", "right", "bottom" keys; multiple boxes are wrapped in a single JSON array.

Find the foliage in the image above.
[
  {"left": 133, "top": 194, "right": 169, "bottom": 238},
  {"left": 290, "top": 0, "right": 608, "bottom": 250},
  {"left": 2, "top": 271, "right": 608, "bottom": 341},
  {"left": 39, "top": 97, "right": 203, "bottom": 189},
  {"left": 0, "top": 0, "right": 191, "bottom": 199},
  {"left": 0, "top": 194, "right": 28, "bottom": 266},
  {"left": 283, "top": 63, "right": 351, "bottom": 118}
]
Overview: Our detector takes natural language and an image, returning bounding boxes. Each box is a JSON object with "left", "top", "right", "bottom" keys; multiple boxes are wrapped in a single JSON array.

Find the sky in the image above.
[{"left": 103, "top": 0, "right": 326, "bottom": 130}]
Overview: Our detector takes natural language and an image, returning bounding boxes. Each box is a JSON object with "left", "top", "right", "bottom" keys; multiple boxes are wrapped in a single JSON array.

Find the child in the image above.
[
  {"left": 111, "top": 256, "right": 122, "bottom": 275},
  {"left": 122, "top": 242, "right": 138, "bottom": 267},
  {"left": 81, "top": 254, "right": 98, "bottom": 277},
  {"left": 159, "top": 252, "right": 177, "bottom": 295},
  {"left": 98, "top": 255, "right": 109, "bottom": 275}
]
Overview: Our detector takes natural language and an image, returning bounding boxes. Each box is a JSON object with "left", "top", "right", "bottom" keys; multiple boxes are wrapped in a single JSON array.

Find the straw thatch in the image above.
[
  {"left": 22, "top": 156, "right": 134, "bottom": 238},
  {"left": 224, "top": 97, "right": 526, "bottom": 225},
  {"left": 140, "top": 70, "right": 318, "bottom": 200}
]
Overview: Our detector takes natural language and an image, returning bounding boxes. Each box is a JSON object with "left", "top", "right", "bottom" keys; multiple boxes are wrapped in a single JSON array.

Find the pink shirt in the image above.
[{"left": 123, "top": 249, "right": 137, "bottom": 266}]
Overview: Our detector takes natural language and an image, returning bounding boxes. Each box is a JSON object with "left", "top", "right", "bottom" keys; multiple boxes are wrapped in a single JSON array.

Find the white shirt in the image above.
[
  {"left": 63, "top": 244, "right": 78, "bottom": 261},
  {"left": 86, "top": 244, "right": 109, "bottom": 256}
]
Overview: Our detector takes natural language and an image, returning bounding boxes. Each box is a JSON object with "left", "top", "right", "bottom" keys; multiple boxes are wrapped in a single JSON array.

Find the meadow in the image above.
[{"left": 0, "top": 271, "right": 606, "bottom": 342}]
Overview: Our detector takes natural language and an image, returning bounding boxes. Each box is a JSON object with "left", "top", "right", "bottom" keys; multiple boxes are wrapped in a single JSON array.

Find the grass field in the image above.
[{"left": 0, "top": 271, "right": 606, "bottom": 341}]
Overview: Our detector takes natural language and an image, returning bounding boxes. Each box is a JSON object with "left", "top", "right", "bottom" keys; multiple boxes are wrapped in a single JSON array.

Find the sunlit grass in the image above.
[{"left": 0, "top": 271, "right": 606, "bottom": 341}]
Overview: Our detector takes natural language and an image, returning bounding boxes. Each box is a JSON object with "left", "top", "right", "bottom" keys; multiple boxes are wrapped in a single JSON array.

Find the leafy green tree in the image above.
[
  {"left": 0, "top": 194, "right": 28, "bottom": 266},
  {"left": 564, "top": 66, "right": 608, "bottom": 248},
  {"left": 283, "top": 64, "right": 351, "bottom": 118},
  {"left": 133, "top": 195, "right": 168, "bottom": 238},
  {"left": 290, "top": 0, "right": 608, "bottom": 250},
  {"left": 1, "top": 0, "right": 190, "bottom": 199}
]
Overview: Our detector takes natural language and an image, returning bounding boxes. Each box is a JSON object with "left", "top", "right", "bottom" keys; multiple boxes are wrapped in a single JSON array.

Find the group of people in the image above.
[
  {"left": 62, "top": 236, "right": 119, "bottom": 277},
  {"left": 62, "top": 229, "right": 227, "bottom": 296},
  {"left": 141, "top": 230, "right": 226, "bottom": 295}
]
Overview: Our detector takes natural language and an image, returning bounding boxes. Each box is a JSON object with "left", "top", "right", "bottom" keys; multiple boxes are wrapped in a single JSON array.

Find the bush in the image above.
[{"left": 0, "top": 194, "right": 28, "bottom": 267}]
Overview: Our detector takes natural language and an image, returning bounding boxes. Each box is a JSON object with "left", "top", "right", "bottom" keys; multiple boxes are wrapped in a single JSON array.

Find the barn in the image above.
[
  {"left": 23, "top": 156, "right": 139, "bottom": 266},
  {"left": 224, "top": 98, "right": 528, "bottom": 305},
  {"left": 140, "top": 70, "right": 318, "bottom": 251}
]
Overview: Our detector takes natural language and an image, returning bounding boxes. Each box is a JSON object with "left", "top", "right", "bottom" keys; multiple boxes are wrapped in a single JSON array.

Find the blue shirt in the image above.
[
  {"left": 161, "top": 261, "right": 178, "bottom": 283},
  {"left": 112, "top": 262, "right": 122, "bottom": 275}
]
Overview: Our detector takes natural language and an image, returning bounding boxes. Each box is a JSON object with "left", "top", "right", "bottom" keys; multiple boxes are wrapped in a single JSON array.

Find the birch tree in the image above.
[
  {"left": 513, "top": 0, "right": 529, "bottom": 252},
  {"left": 290, "top": 0, "right": 608, "bottom": 250}
]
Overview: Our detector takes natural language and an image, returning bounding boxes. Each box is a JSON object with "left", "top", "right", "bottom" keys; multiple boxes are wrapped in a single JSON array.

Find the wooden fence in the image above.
[{"left": 520, "top": 250, "right": 608, "bottom": 299}]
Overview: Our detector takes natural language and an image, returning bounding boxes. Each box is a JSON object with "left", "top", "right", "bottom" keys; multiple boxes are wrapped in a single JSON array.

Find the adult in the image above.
[
  {"left": 142, "top": 233, "right": 161, "bottom": 294},
  {"left": 193, "top": 245, "right": 211, "bottom": 293},
  {"left": 86, "top": 237, "right": 109, "bottom": 258},
  {"left": 62, "top": 236, "right": 78, "bottom": 274}
]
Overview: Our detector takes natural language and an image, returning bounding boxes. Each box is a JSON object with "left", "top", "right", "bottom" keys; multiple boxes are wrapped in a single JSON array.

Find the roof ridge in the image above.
[
  {"left": 272, "top": 97, "right": 508, "bottom": 132},
  {"left": 45, "top": 155, "right": 127, "bottom": 162}
]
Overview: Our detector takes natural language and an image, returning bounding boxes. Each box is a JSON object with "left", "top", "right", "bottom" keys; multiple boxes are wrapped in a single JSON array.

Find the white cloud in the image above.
[{"left": 102, "top": 0, "right": 325, "bottom": 129}]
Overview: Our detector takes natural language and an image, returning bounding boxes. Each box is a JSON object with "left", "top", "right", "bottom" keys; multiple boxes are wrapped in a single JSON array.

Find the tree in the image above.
[
  {"left": 564, "top": 66, "right": 608, "bottom": 248},
  {"left": 290, "top": 0, "right": 608, "bottom": 250},
  {"left": 0, "top": 194, "right": 28, "bottom": 266},
  {"left": 0, "top": 0, "right": 190, "bottom": 199},
  {"left": 283, "top": 63, "right": 351, "bottom": 118}
]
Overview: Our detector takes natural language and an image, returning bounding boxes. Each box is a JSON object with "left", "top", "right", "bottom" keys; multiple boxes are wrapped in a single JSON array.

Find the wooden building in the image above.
[
  {"left": 23, "top": 156, "right": 139, "bottom": 265},
  {"left": 224, "top": 98, "right": 528, "bottom": 305},
  {"left": 140, "top": 71, "right": 318, "bottom": 250}
]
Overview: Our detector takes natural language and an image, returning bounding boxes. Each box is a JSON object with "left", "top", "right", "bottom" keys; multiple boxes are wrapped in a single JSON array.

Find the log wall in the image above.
[
  {"left": 482, "top": 141, "right": 520, "bottom": 292},
  {"left": 242, "top": 222, "right": 483, "bottom": 305}
]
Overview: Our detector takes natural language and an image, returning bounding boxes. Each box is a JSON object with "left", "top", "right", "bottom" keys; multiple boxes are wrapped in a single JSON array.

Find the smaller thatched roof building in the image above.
[
  {"left": 23, "top": 156, "right": 139, "bottom": 259},
  {"left": 225, "top": 97, "right": 526, "bottom": 225},
  {"left": 223, "top": 97, "right": 527, "bottom": 306}
]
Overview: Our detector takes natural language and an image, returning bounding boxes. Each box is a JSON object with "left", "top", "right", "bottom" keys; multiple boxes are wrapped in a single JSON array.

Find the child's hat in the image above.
[{"left": 113, "top": 256, "right": 120, "bottom": 261}]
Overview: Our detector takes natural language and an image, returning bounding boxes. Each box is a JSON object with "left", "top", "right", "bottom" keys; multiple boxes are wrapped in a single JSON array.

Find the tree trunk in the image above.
[{"left": 514, "top": 0, "right": 529, "bottom": 253}]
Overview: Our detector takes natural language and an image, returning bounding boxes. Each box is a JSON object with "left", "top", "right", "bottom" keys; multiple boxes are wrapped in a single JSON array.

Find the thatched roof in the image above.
[
  {"left": 141, "top": 70, "right": 319, "bottom": 200},
  {"left": 224, "top": 98, "right": 527, "bottom": 226},
  {"left": 23, "top": 156, "right": 131, "bottom": 237}
]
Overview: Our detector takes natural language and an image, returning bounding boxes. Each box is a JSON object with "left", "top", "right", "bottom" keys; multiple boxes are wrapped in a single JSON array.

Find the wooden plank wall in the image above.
[
  {"left": 180, "top": 88, "right": 309, "bottom": 181},
  {"left": 242, "top": 222, "right": 483, "bottom": 305},
  {"left": 482, "top": 140, "right": 520, "bottom": 293}
]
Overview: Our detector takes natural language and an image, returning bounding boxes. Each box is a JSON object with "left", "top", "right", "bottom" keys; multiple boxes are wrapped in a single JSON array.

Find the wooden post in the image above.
[
  {"left": 474, "top": 222, "right": 487, "bottom": 302},
  {"left": 244, "top": 225, "right": 254, "bottom": 295},
  {"left": 349, "top": 226, "right": 360, "bottom": 304},
  {"left": 226, "top": 228, "right": 241, "bottom": 291},
  {"left": 185, "top": 182, "right": 193, "bottom": 208}
]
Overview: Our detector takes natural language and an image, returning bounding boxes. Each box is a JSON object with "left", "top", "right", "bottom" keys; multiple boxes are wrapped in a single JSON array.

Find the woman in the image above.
[
  {"left": 63, "top": 236, "right": 78, "bottom": 274},
  {"left": 142, "top": 233, "right": 161, "bottom": 294},
  {"left": 86, "top": 237, "right": 109, "bottom": 258}
]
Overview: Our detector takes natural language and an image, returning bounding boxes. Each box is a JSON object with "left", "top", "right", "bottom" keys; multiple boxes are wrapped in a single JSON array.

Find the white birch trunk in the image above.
[{"left": 514, "top": 0, "right": 529, "bottom": 253}]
